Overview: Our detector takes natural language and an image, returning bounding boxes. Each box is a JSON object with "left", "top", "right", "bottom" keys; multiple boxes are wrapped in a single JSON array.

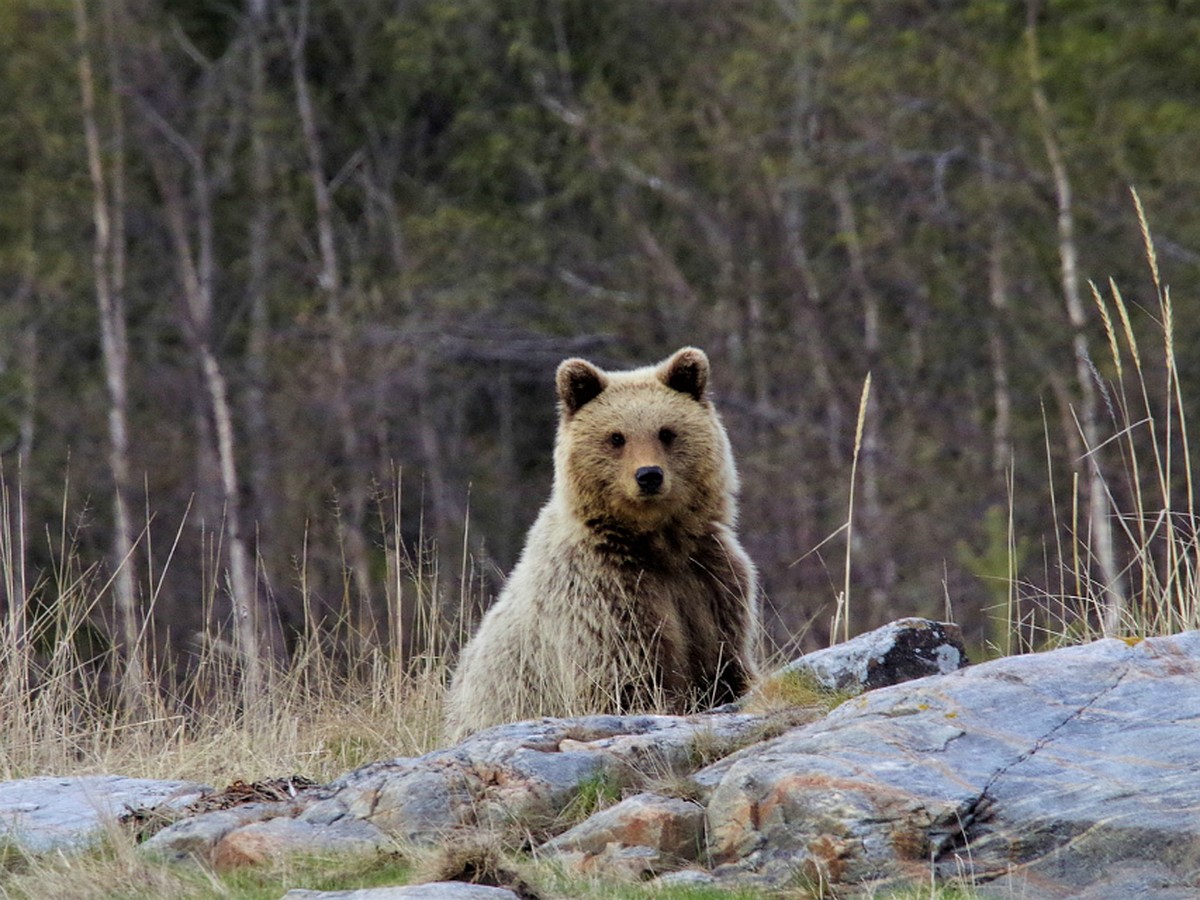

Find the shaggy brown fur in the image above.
[{"left": 444, "top": 348, "right": 760, "bottom": 741}]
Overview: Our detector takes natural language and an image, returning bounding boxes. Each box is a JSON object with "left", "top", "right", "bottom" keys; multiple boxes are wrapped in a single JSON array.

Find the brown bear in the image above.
[{"left": 443, "top": 347, "right": 759, "bottom": 741}]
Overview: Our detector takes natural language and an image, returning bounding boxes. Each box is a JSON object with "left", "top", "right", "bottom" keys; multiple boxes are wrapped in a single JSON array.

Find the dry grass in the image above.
[
  {"left": 0, "top": 475, "right": 457, "bottom": 788},
  {"left": 1003, "top": 191, "right": 1200, "bottom": 651}
]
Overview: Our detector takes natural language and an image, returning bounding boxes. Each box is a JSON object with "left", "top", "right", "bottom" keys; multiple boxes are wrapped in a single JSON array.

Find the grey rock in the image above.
[
  {"left": 209, "top": 816, "right": 394, "bottom": 868},
  {"left": 542, "top": 792, "right": 704, "bottom": 859},
  {"left": 653, "top": 868, "right": 717, "bottom": 888},
  {"left": 540, "top": 791, "right": 705, "bottom": 879},
  {"left": 305, "top": 713, "right": 761, "bottom": 843},
  {"left": 703, "top": 631, "right": 1200, "bottom": 897},
  {"left": 142, "top": 801, "right": 305, "bottom": 861},
  {"left": 560, "top": 842, "right": 667, "bottom": 881},
  {"left": 146, "top": 712, "right": 763, "bottom": 862},
  {"left": 0, "top": 775, "right": 210, "bottom": 853},
  {"left": 281, "top": 885, "right": 520, "bottom": 899},
  {"left": 778, "top": 616, "right": 968, "bottom": 692},
  {"left": 972, "top": 860, "right": 1200, "bottom": 900}
]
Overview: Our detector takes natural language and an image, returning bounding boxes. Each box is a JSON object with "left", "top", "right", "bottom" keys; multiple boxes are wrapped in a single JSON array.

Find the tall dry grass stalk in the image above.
[
  {"left": 831, "top": 372, "right": 872, "bottom": 645},
  {"left": 0, "top": 470, "right": 463, "bottom": 785},
  {"left": 1012, "top": 190, "right": 1200, "bottom": 647}
]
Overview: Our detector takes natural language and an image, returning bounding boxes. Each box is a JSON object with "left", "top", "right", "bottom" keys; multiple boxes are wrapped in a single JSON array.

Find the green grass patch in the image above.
[
  {"left": 0, "top": 844, "right": 413, "bottom": 900},
  {"left": 556, "top": 769, "right": 625, "bottom": 829},
  {"left": 746, "top": 667, "right": 858, "bottom": 716}
]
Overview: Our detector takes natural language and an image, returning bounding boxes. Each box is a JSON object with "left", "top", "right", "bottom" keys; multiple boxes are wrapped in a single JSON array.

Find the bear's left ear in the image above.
[
  {"left": 660, "top": 347, "right": 709, "bottom": 401},
  {"left": 557, "top": 358, "right": 608, "bottom": 416}
]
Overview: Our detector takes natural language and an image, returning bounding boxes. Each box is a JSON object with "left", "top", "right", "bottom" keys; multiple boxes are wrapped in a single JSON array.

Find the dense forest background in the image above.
[{"left": 2, "top": 0, "right": 1199, "bottom": 686}]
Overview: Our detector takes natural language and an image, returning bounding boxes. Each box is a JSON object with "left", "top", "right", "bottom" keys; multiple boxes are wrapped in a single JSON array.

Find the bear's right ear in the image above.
[{"left": 557, "top": 358, "right": 608, "bottom": 416}]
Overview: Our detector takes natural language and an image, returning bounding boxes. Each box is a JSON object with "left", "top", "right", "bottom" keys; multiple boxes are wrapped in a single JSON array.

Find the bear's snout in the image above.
[{"left": 635, "top": 466, "right": 665, "bottom": 495}]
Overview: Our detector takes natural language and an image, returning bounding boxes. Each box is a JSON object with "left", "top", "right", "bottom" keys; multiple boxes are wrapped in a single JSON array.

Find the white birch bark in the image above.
[
  {"left": 287, "top": 0, "right": 376, "bottom": 641},
  {"left": 1027, "top": 6, "right": 1125, "bottom": 633},
  {"left": 74, "top": 0, "right": 147, "bottom": 714}
]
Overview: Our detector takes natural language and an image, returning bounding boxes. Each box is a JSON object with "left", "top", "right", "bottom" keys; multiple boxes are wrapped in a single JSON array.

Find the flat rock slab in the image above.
[
  {"left": 282, "top": 886, "right": 520, "bottom": 899},
  {"left": 702, "top": 631, "right": 1200, "bottom": 897},
  {"left": 0, "top": 775, "right": 210, "bottom": 853}
]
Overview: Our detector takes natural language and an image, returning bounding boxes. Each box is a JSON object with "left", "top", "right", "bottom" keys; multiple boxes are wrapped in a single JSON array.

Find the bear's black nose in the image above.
[{"left": 635, "top": 466, "right": 664, "bottom": 494}]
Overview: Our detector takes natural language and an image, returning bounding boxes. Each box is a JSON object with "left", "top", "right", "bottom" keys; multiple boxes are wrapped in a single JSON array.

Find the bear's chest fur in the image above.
[
  {"left": 581, "top": 515, "right": 698, "bottom": 571},
  {"left": 550, "top": 516, "right": 745, "bottom": 696}
]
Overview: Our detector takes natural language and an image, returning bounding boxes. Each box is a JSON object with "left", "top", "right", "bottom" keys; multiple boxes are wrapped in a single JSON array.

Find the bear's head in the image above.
[{"left": 552, "top": 347, "right": 739, "bottom": 534}]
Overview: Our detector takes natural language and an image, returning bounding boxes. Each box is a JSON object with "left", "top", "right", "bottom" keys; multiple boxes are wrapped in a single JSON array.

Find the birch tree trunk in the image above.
[
  {"left": 286, "top": 0, "right": 376, "bottom": 645},
  {"left": 1027, "top": 4, "right": 1125, "bottom": 634},
  {"left": 244, "top": 0, "right": 277, "bottom": 599},
  {"left": 74, "top": 0, "right": 148, "bottom": 716},
  {"left": 143, "top": 109, "right": 266, "bottom": 710}
]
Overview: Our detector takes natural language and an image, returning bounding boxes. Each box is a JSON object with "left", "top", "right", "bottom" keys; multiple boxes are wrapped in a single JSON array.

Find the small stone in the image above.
[
  {"left": 654, "top": 868, "right": 717, "bottom": 888},
  {"left": 778, "top": 617, "right": 968, "bottom": 692},
  {"left": 543, "top": 792, "right": 705, "bottom": 861},
  {"left": 211, "top": 816, "right": 391, "bottom": 868},
  {"left": 142, "top": 802, "right": 295, "bottom": 861},
  {"left": 280, "top": 885, "right": 521, "bottom": 899}
]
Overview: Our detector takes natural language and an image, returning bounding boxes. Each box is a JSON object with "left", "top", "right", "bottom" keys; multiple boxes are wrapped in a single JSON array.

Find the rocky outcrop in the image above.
[
  {"left": 5, "top": 620, "right": 1199, "bottom": 899},
  {"left": 700, "top": 631, "right": 1200, "bottom": 896},
  {"left": 0, "top": 775, "right": 209, "bottom": 854},
  {"left": 158, "top": 711, "right": 770, "bottom": 864}
]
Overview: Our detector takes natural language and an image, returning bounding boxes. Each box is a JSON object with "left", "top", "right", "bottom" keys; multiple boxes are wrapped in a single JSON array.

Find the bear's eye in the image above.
[
  {"left": 658, "top": 428, "right": 676, "bottom": 447},
  {"left": 609, "top": 432, "right": 626, "bottom": 449}
]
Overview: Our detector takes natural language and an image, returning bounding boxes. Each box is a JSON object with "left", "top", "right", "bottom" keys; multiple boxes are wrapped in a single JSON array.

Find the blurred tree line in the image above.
[{"left": 2, "top": 0, "right": 1200, "bottom": 688}]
